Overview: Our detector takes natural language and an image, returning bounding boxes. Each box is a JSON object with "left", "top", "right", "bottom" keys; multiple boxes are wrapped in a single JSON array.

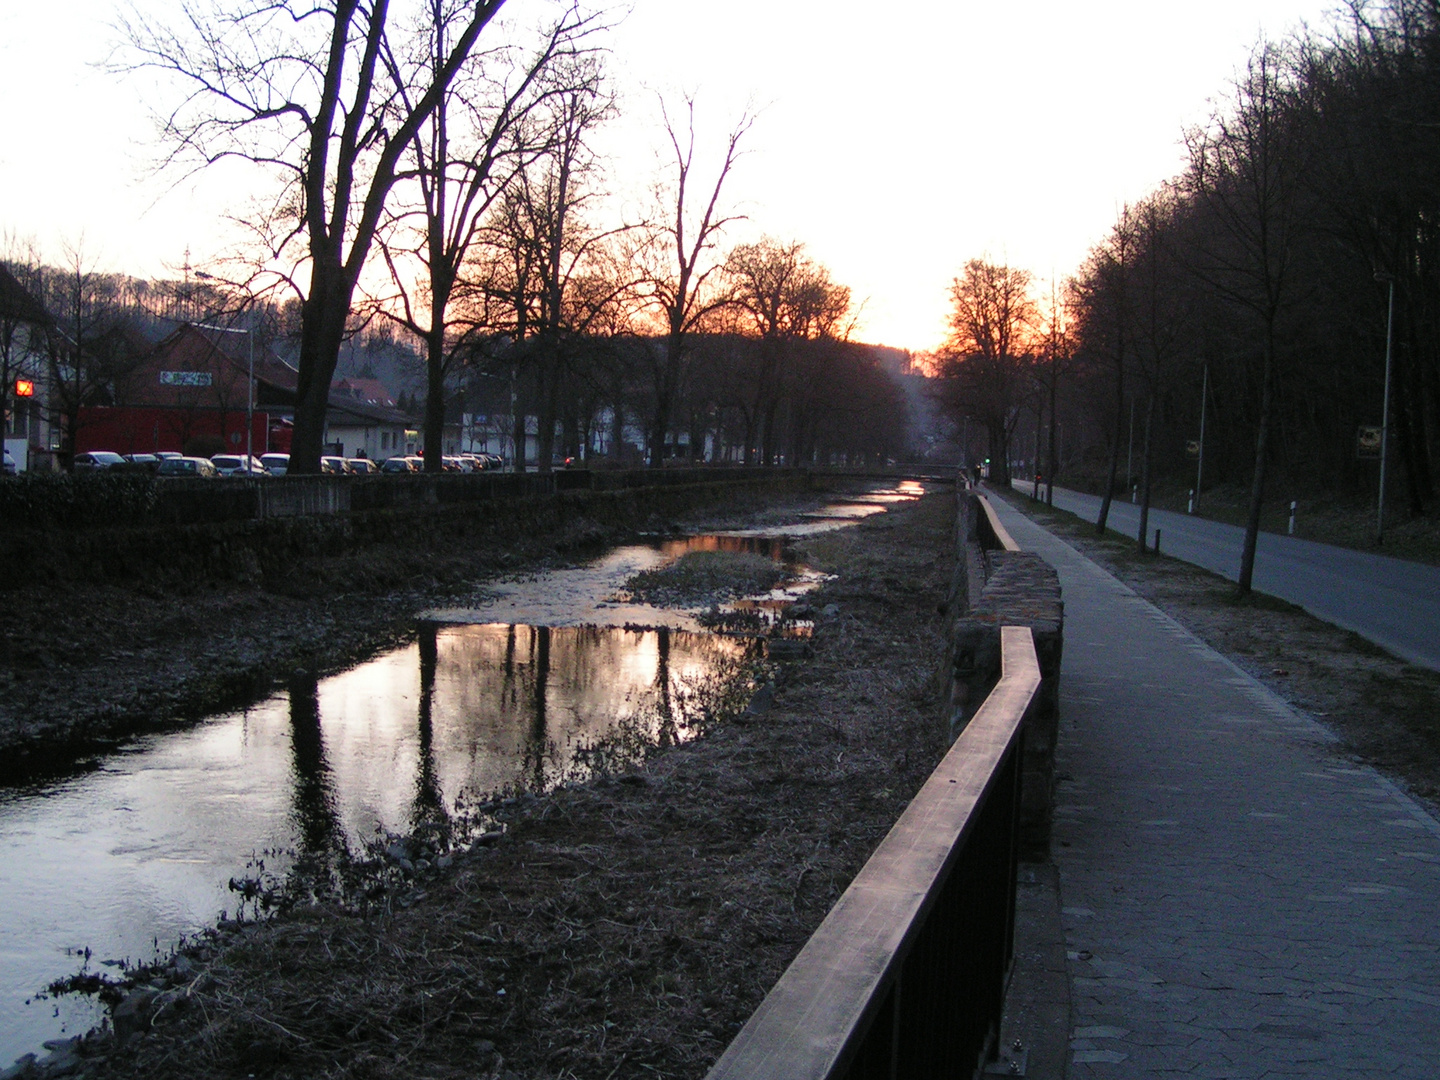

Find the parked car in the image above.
[
  {"left": 260, "top": 453, "right": 290, "bottom": 476},
  {"left": 211, "top": 454, "right": 269, "bottom": 476},
  {"left": 2, "top": 448, "right": 16, "bottom": 476},
  {"left": 123, "top": 453, "right": 161, "bottom": 473},
  {"left": 347, "top": 457, "right": 379, "bottom": 475},
  {"left": 380, "top": 456, "right": 417, "bottom": 473},
  {"left": 73, "top": 451, "right": 126, "bottom": 472},
  {"left": 157, "top": 456, "right": 218, "bottom": 478},
  {"left": 155, "top": 451, "right": 183, "bottom": 461},
  {"left": 320, "top": 455, "right": 354, "bottom": 475}
]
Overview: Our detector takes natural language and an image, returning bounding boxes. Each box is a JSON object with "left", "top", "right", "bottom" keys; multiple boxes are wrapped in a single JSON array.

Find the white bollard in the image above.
[
  {"left": 1289, "top": 500, "right": 1297, "bottom": 536},
  {"left": 1188, "top": 489, "right": 1195, "bottom": 514}
]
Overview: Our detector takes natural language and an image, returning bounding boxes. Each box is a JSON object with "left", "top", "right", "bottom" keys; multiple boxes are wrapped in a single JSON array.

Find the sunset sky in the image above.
[{"left": 0, "top": 0, "right": 1337, "bottom": 350}]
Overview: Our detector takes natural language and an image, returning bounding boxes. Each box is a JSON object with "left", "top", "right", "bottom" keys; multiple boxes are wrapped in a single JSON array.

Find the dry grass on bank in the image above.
[{"left": 623, "top": 551, "right": 786, "bottom": 609}]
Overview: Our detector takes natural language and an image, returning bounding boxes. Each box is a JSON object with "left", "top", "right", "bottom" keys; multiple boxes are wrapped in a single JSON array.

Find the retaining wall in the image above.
[
  {"left": 944, "top": 486, "right": 1064, "bottom": 858},
  {"left": 0, "top": 471, "right": 812, "bottom": 591}
]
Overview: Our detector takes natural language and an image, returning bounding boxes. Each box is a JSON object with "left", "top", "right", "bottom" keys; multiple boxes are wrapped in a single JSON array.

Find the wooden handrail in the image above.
[
  {"left": 705, "top": 626, "right": 1042, "bottom": 1080},
  {"left": 976, "top": 493, "right": 1020, "bottom": 552}
]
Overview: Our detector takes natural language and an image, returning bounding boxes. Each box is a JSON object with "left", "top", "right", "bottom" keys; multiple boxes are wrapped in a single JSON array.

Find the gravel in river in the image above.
[{"left": 40, "top": 487, "right": 957, "bottom": 1080}]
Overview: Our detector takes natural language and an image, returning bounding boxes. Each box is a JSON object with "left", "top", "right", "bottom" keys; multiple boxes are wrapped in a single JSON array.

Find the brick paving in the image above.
[{"left": 988, "top": 496, "right": 1440, "bottom": 1079}]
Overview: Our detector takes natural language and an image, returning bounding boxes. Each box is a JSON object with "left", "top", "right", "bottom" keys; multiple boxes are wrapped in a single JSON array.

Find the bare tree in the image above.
[
  {"left": 124, "top": 0, "right": 511, "bottom": 473},
  {"left": 1185, "top": 41, "right": 1306, "bottom": 591},
  {"left": 723, "top": 237, "right": 852, "bottom": 464},
  {"left": 1069, "top": 205, "right": 1136, "bottom": 534},
  {"left": 937, "top": 259, "right": 1038, "bottom": 487},
  {"left": 35, "top": 247, "right": 147, "bottom": 461},
  {"left": 1130, "top": 190, "right": 1194, "bottom": 553},
  {"left": 375, "top": 4, "right": 604, "bottom": 471},
  {"left": 461, "top": 68, "right": 633, "bottom": 471},
  {"left": 636, "top": 97, "right": 751, "bottom": 466},
  {"left": 1036, "top": 277, "right": 1076, "bottom": 506}
]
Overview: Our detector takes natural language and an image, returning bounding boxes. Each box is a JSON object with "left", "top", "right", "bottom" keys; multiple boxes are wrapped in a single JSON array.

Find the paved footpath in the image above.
[
  {"left": 1016, "top": 482, "right": 1440, "bottom": 672},
  {"left": 988, "top": 495, "right": 1440, "bottom": 1079}
]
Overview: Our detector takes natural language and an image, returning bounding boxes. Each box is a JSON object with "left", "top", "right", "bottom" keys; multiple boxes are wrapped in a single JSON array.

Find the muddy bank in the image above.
[
  {"left": 41, "top": 490, "right": 957, "bottom": 1080},
  {"left": 0, "top": 476, "right": 816, "bottom": 780}
]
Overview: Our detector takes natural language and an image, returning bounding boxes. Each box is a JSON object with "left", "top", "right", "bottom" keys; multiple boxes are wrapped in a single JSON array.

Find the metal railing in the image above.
[{"left": 705, "top": 625, "right": 1042, "bottom": 1080}]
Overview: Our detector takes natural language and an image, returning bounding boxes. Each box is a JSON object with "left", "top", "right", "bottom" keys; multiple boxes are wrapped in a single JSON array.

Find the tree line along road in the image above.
[{"left": 1010, "top": 482, "right": 1440, "bottom": 673}]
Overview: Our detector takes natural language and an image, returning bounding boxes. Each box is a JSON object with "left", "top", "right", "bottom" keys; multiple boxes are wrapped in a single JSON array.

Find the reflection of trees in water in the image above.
[
  {"left": 529, "top": 625, "right": 550, "bottom": 792},
  {"left": 287, "top": 671, "right": 344, "bottom": 857},
  {"left": 658, "top": 534, "right": 789, "bottom": 561},
  {"left": 412, "top": 623, "right": 450, "bottom": 837},
  {"left": 424, "top": 623, "right": 757, "bottom": 795},
  {"left": 654, "top": 627, "right": 677, "bottom": 747}
]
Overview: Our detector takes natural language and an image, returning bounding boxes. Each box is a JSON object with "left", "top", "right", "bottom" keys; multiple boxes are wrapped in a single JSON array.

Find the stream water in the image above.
[{"left": 0, "top": 482, "right": 925, "bottom": 1065}]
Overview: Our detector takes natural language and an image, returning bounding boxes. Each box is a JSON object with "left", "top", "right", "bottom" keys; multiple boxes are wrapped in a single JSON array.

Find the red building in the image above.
[{"left": 76, "top": 324, "right": 299, "bottom": 456}]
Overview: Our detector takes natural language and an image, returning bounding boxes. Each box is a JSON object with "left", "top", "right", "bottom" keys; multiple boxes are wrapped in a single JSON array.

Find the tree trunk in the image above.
[
  {"left": 1137, "top": 393, "right": 1156, "bottom": 553},
  {"left": 610, "top": 394, "right": 625, "bottom": 463},
  {"left": 649, "top": 336, "right": 679, "bottom": 468},
  {"left": 536, "top": 360, "right": 557, "bottom": 474},
  {"left": 1096, "top": 381, "right": 1125, "bottom": 535},
  {"left": 290, "top": 259, "right": 352, "bottom": 473},
  {"left": 988, "top": 421, "right": 1011, "bottom": 487},
  {"left": 1238, "top": 330, "right": 1275, "bottom": 593},
  {"left": 1046, "top": 355, "right": 1059, "bottom": 505},
  {"left": 423, "top": 324, "right": 446, "bottom": 472},
  {"left": 511, "top": 409, "right": 527, "bottom": 473}
]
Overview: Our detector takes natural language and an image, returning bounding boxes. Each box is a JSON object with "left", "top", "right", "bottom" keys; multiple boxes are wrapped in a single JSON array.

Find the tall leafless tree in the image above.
[
  {"left": 375, "top": 4, "right": 603, "bottom": 471},
  {"left": 124, "top": 0, "right": 511, "bottom": 473},
  {"left": 1185, "top": 42, "right": 1306, "bottom": 591},
  {"left": 635, "top": 97, "right": 751, "bottom": 466},
  {"left": 937, "top": 259, "right": 1038, "bottom": 487}
]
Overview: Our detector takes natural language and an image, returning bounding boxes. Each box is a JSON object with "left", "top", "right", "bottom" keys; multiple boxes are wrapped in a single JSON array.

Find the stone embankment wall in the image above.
[
  {"left": 0, "top": 471, "right": 811, "bottom": 591},
  {"left": 943, "top": 486, "right": 1063, "bottom": 857}
]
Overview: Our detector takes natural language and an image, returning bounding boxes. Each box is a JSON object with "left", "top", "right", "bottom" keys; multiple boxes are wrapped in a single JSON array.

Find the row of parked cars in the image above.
[{"left": 69, "top": 450, "right": 507, "bottom": 477}]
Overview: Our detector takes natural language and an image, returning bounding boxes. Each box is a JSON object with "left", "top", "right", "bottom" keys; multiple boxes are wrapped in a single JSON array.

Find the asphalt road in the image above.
[{"left": 1010, "top": 482, "right": 1440, "bottom": 672}]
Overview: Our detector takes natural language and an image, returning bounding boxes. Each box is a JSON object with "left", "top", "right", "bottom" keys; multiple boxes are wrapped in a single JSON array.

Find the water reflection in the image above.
[
  {"left": 0, "top": 623, "right": 755, "bottom": 1067},
  {"left": 287, "top": 672, "right": 343, "bottom": 859},
  {"left": 656, "top": 534, "right": 789, "bottom": 560}
]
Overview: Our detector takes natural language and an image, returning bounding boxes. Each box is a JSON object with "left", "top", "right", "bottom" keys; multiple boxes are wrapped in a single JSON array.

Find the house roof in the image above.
[
  {"left": 326, "top": 397, "right": 415, "bottom": 427},
  {"left": 332, "top": 376, "right": 396, "bottom": 407},
  {"left": 0, "top": 265, "right": 52, "bottom": 325},
  {"left": 150, "top": 323, "right": 300, "bottom": 393}
]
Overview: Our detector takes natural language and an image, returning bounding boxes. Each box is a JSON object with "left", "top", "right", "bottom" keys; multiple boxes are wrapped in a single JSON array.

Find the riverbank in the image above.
[
  {"left": 0, "top": 476, "right": 811, "bottom": 780},
  {"left": 9, "top": 486, "right": 959, "bottom": 1080}
]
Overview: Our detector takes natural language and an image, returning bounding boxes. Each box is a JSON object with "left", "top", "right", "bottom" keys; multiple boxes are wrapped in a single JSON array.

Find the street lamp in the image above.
[
  {"left": 1374, "top": 271, "right": 1396, "bottom": 545},
  {"left": 193, "top": 321, "right": 255, "bottom": 472}
]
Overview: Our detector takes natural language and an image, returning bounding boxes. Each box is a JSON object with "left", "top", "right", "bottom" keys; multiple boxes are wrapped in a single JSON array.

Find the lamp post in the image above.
[{"left": 1374, "top": 271, "right": 1395, "bottom": 545}]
